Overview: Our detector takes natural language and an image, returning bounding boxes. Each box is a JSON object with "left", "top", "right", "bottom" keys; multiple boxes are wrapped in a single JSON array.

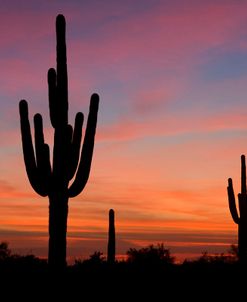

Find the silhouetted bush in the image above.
[
  {"left": 0, "top": 241, "right": 47, "bottom": 274},
  {"left": 196, "top": 250, "right": 237, "bottom": 264},
  {"left": 0, "top": 241, "right": 11, "bottom": 260},
  {"left": 74, "top": 251, "right": 105, "bottom": 267},
  {"left": 0, "top": 242, "right": 245, "bottom": 299},
  {"left": 228, "top": 244, "right": 239, "bottom": 260},
  {"left": 126, "top": 243, "right": 175, "bottom": 266}
]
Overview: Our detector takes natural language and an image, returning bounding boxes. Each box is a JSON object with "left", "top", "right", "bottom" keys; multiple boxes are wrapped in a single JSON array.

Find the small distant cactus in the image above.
[
  {"left": 19, "top": 15, "right": 99, "bottom": 269},
  {"left": 227, "top": 154, "right": 247, "bottom": 263},
  {"left": 107, "top": 209, "right": 116, "bottom": 264}
]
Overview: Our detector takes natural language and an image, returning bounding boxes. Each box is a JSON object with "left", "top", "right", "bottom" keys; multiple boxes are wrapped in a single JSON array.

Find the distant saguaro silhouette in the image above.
[
  {"left": 227, "top": 155, "right": 247, "bottom": 263},
  {"left": 19, "top": 14, "right": 99, "bottom": 269},
  {"left": 107, "top": 209, "right": 116, "bottom": 264}
]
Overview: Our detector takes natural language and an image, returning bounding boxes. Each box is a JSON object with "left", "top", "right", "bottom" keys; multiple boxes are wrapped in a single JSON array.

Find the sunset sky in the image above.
[{"left": 1, "top": 0, "right": 247, "bottom": 262}]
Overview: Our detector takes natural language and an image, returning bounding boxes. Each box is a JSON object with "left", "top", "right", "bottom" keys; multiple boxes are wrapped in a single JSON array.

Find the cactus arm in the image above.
[
  {"left": 241, "top": 155, "right": 246, "bottom": 194},
  {"left": 48, "top": 68, "right": 57, "bottom": 128},
  {"left": 34, "top": 114, "right": 46, "bottom": 173},
  {"left": 19, "top": 100, "right": 47, "bottom": 196},
  {"left": 56, "top": 14, "right": 68, "bottom": 126},
  {"left": 34, "top": 114, "right": 51, "bottom": 194},
  {"left": 66, "top": 124, "right": 73, "bottom": 144},
  {"left": 68, "top": 94, "right": 99, "bottom": 197},
  {"left": 42, "top": 144, "right": 52, "bottom": 183},
  {"left": 227, "top": 178, "right": 240, "bottom": 224},
  {"left": 68, "top": 112, "right": 84, "bottom": 180},
  {"left": 64, "top": 124, "right": 73, "bottom": 180},
  {"left": 34, "top": 114, "right": 44, "bottom": 149}
]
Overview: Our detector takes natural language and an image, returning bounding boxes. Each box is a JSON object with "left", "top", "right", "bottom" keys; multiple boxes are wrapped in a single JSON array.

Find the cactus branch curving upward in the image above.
[{"left": 227, "top": 155, "right": 247, "bottom": 263}]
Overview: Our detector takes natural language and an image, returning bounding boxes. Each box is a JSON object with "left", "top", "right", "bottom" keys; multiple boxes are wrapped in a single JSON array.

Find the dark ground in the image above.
[{"left": 0, "top": 258, "right": 245, "bottom": 300}]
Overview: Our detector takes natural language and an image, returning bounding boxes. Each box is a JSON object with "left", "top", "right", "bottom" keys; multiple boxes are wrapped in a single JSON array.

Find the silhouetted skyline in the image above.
[{"left": 1, "top": 0, "right": 247, "bottom": 261}]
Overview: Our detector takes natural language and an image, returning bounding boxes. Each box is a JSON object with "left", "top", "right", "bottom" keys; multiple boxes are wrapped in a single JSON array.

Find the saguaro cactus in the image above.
[
  {"left": 107, "top": 209, "right": 116, "bottom": 264},
  {"left": 227, "top": 155, "right": 247, "bottom": 263},
  {"left": 19, "top": 14, "right": 99, "bottom": 269}
]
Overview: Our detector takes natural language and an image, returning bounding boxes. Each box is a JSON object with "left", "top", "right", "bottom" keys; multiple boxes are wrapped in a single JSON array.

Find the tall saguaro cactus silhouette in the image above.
[
  {"left": 19, "top": 14, "right": 99, "bottom": 269},
  {"left": 227, "top": 155, "right": 247, "bottom": 263},
  {"left": 107, "top": 209, "right": 116, "bottom": 264}
]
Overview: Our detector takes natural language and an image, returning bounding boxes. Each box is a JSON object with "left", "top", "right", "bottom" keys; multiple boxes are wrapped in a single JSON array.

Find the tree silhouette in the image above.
[
  {"left": 228, "top": 244, "right": 239, "bottom": 260},
  {"left": 127, "top": 243, "right": 174, "bottom": 266},
  {"left": 196, "top": 250, "right": 237, "bottom": 264},
  {"left": 19, "top": 14, "right": 99, "bottom": 269},
  {"left": 0, "top": 242, "right": 11, "bottom": 260},
  {"left": 227, "top": 155, "right": 247, "bottom": 264},
  {"left": 107, "top": 209, "right": 115, "bottom": 264}
]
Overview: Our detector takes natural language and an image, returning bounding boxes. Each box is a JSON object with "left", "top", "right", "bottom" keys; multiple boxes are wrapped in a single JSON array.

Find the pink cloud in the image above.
[
  {"left": 68, "top": 1, "right": 247, "bottom": 71},
  {"left": 96, "top": 109, "right": 247, "bottom": 142},
  {"left": 0, "top": 13, "right": 52, "bottom": 47},
  {"left": 0, "top": 58, "right": 49, "bottom": 96},
  {"left": 2, "top": 1, "right": 247, "bottom": 122},
  {"left": 0, "top": 181, "right": 34, "bottom": 199}
]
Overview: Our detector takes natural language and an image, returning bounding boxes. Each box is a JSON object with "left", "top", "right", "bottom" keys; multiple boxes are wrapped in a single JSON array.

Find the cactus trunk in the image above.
[
  {"left": 227, "top": 155, "right": 247, "bottom": 263},
  {"left": 238, "top": 194, "right": 247, "bottom": 262},
  {"left": 107, "top": 209, "right": 116, "bottom": 264},
  {"left": 48, "top": 194, "right": 68, "bottom": 268},
  {"left": 19, "top": 14, "right": 99, "bottom": 270}
]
